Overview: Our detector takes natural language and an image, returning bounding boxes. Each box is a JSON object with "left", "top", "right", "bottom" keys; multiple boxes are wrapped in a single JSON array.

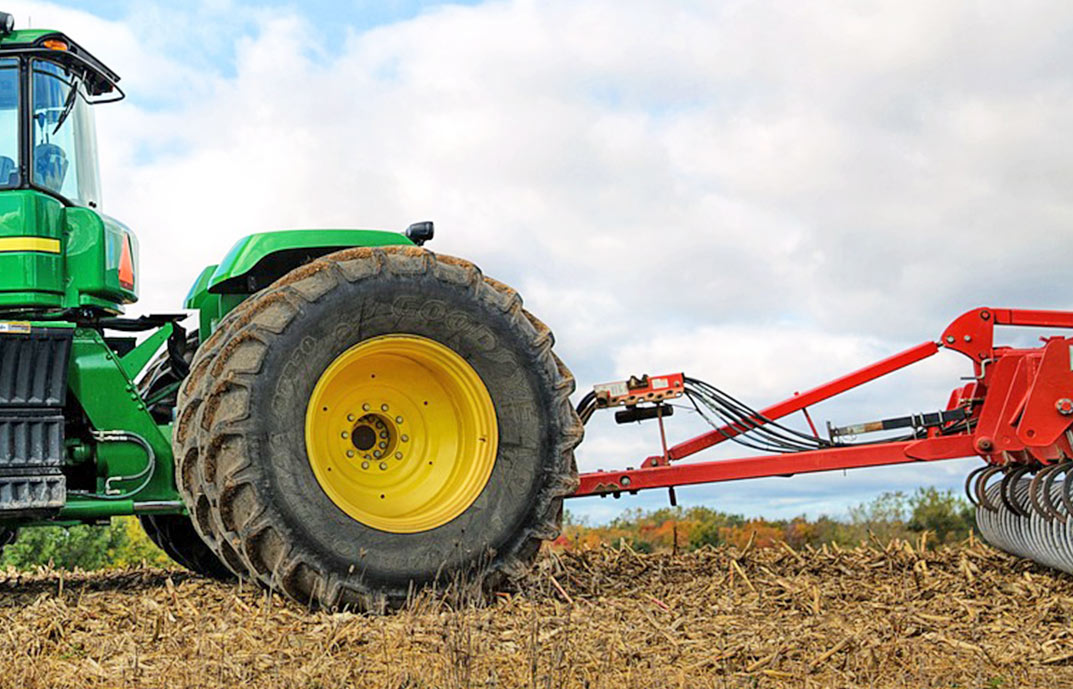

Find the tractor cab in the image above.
[
  {"left": 0, "top": 24, "right": 120, "bottom": 207},
  {"left": 0, "top": 21, "right": 135, "bottom": 314}
]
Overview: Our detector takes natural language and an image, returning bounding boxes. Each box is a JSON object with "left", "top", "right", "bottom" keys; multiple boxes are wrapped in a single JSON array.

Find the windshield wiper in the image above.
[{"left": 52, "top": 78, "right": 80, "bottom": 135}]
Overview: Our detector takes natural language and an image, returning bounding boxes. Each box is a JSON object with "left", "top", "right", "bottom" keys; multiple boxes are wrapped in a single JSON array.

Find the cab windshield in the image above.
[{"left": 31, "top": 58, "right": 101, "bottom": 207}]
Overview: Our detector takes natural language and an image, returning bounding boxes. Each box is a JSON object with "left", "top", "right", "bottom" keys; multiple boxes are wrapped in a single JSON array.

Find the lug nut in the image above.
[
  {"left": 396, "top": 416, "right": 403, "bottom": 424},
  {"left": 1058, "top": 398, "right": 1073, "bottom": 416},
  {"left": 347, "top": 414, "right": 355, "bottom": 422},
  {"left": 374, "top": 450, "right": 382, "bottom": 458},
  {"left": 380, "top": 432, "right": 388, "bottom": 439},
  {"left": 361, "top": 461, "right": 370, "bottom": 470},
  {"left": 379, "top": 462, "right": 388, "bottom": 471},
  {"left": 379, "top": 442, "right": 387, "bottom": 449},
  {"left": 381, "top": 404, "right": 389, "bottom": 411},
  {"left": 395, "top": 452, "right": 403, "bottom": 460},
  {"left": 341, "top": 431, "right": 349, "bottom": 439},
  {"left": 362, "top": 403, "right": 370, "bottom": 411},
  {"left": 401, "top": 435, "right": 409, "bottom": 442},
  {"left": 346, "top": 450, "right": 355, "bottom": 458}
]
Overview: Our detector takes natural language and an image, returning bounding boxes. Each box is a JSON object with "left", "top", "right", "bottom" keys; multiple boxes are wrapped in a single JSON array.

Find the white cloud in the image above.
[{"left": 15, "top": 0, "right": 1073, "bottom": 520}]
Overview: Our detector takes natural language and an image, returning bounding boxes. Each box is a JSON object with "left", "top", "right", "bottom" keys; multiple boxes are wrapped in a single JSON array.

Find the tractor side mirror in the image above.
[{"left": 405, "top": 221, "right": 434, "bottom": 246}]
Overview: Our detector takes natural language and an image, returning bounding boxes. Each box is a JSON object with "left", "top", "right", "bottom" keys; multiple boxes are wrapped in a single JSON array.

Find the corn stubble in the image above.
[{"left": 0, "top": 539, "right": 1070, "bottom": 688}]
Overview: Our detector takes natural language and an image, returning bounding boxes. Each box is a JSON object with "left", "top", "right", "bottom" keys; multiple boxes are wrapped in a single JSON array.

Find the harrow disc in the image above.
[{"left": 973, "top": 463, "right": 1073, "bottom": 574}]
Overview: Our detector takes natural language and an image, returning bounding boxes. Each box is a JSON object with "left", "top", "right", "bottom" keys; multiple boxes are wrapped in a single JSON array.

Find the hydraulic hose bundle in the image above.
[{"left": 682, "top": 377, "right": 834, "bottom": 453}]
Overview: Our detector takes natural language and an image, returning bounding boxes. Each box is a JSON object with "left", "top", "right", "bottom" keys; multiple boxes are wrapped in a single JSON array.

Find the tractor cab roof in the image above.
[{"left": 0, "top": 28, "right": 121, "bottom": 101}]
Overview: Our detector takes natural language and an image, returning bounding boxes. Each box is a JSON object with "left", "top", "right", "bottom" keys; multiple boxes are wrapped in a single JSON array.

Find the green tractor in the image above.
[{"left": 0, "top": 19, "right": 581, "bottom": 609}]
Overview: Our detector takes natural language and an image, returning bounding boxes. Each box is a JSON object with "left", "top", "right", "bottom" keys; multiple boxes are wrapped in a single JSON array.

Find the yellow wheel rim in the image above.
[{"left": 304, "top": 334, "right": 498, "bottom": 533}]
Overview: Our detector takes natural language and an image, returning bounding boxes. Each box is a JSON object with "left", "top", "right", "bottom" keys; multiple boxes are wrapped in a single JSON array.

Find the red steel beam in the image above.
[
  {"left": 995, "top": 309, "right": 1073, "bottom": 328},
  {"left": 574, "top": 434, "right": 976, "bottom": 498},
  {"left": 666, "top": 340, "right": 940, "bottom": 460}
]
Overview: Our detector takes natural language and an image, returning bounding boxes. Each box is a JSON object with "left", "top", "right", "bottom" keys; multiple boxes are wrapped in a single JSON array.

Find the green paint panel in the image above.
[
  {"left": 0, "top": 192, "right": 138, "bottom": 313},
  {"left": 0, "top": 191, "right": 66, "bottom": 309},
  {"left": 184, "top": 229, "right": 412, "bottom": 339},
  {"left": 62, "top": 328, "right": 183, "bottom": 520},
  {"left": 119, "top": 322, "right": 172, "bottom": 380},
  {"left": 183, "top": 264, "right": 217, "bottom": 310},
  {"left": 0, "top": 29, "right": 59, "bottom": 46},
  {"left": 65, "top": 207, "right": 139, "bottom": 310},
  {"left": 207, "top": 228, "right": 412, "bottom": 292}
]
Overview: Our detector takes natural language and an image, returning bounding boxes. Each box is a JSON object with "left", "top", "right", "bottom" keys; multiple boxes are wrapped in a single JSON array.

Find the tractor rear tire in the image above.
[
  {"left": 174, "top": 246, "right": 582, "bottom": 610},
  {"left": 0, "top": 528, "right": 14, "bottom": 558},
  {"left": 138, "top": 333, "right": 234, "bottom": 581},
  {"left": 138, "top": 514, "right": 235, "bottom": 580}
]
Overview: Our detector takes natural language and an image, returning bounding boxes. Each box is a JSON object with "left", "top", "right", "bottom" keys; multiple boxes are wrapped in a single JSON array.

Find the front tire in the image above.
[
  {"left": 137, "top": 333, "right": 233, "bottom": 580},
  {"left": 138, "top": 514, "right": 235, "bottom": 580},
  {"left": 174, "top": 246, "right": 581, "bottom": 609}
]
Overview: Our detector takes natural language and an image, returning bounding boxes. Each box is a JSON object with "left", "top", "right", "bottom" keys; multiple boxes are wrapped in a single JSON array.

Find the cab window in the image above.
[
  {"left": 0, "top": 58, "right": 19, "bottom": 188},
  {"left": 31, "top": 59, "right": 101, "bottom": 206}
]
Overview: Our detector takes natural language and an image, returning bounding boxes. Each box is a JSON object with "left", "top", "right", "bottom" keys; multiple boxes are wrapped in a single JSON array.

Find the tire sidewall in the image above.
[{"left": 247, "top": 273, "right": 557, "bottom": 587}]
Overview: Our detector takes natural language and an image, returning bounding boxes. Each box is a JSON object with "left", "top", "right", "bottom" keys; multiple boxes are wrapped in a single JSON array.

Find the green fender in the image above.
[{"left": 185, "top": 229, "right": 414, "bottom": 337}]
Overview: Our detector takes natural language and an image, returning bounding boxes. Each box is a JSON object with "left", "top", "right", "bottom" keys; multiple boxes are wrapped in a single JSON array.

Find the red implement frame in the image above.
[{"left": 571, "top": 308, "right": 1073, "bottom": 498}]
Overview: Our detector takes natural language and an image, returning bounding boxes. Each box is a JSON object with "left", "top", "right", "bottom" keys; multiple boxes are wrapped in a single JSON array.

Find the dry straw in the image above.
[{"left": 0, "top": 539, "right": 1071, "bottom": 688}]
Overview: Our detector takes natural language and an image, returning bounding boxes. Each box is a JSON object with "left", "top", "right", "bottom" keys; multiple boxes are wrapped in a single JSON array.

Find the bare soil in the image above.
[{"left": 0, "top": 539, "right": 1070, "bottom": 688}]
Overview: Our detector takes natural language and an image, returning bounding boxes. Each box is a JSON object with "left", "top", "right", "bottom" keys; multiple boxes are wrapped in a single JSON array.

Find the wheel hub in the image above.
[
  {"left": 305, "top": 334, "right": 498, "bottom": 533},
  {"left": 347, "top": 412, "right": 407, "bottom": 467}
]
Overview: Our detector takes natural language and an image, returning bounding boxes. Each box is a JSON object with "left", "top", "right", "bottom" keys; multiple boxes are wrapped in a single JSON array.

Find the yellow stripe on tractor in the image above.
[{"left": 0, "top": 237, "right": 61, "bottom": 253}]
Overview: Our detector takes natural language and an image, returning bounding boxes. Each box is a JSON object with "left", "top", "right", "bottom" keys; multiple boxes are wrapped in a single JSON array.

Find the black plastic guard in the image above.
[{"left": 0, "top": 324, "right": 72, "bottom": 515}]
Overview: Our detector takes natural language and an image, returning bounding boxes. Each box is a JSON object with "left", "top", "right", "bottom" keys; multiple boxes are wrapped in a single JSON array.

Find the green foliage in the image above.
[
  {"left": 688, "top": 508, "right": 747, "bottom": 549},
  {"left": 2, "top": 488, "right": 980, "bottom": 570},
  {"left": 558, "top": 487, "right": 977, "bottom": 553},
  {"left": 611, "top": 536, "right": 654, "bottom": 553},
  {"left": 0, "top": 517, "right": 172, "bottom": 571},
  {"left": 906, "top": 487, "right": 975, "bottom": 544}
]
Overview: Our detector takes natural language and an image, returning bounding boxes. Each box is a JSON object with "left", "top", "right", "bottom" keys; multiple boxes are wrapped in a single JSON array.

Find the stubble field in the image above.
[{"left": 0, "top": 539, "right": 1070, "bottom": 688}]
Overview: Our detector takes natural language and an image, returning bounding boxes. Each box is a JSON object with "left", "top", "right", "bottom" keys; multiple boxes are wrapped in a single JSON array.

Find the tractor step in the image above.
[{"left": 0, "top": 324, "right": 72, "bottom": 515}]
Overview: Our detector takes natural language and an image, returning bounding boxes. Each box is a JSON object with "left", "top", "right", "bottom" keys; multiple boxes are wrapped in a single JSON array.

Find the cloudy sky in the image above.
[{"left": 17, "top": 1, "right": 1073, "bottom": 522}]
